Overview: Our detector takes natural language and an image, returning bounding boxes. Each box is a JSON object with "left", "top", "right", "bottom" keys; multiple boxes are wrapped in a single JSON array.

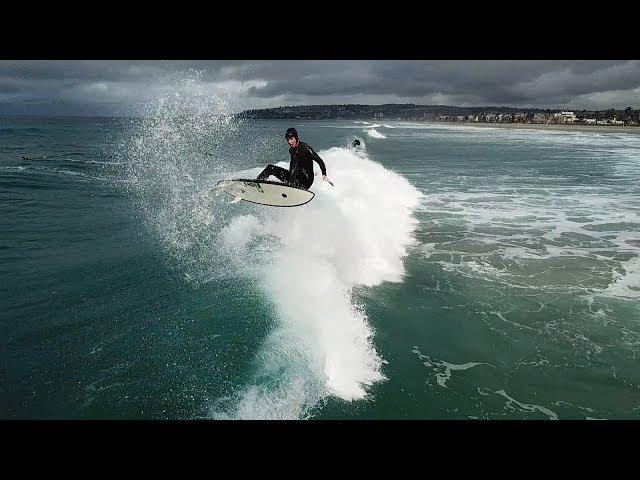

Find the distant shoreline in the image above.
[{"left": 418, "top": 121, "right": 640, "bottom": 135}]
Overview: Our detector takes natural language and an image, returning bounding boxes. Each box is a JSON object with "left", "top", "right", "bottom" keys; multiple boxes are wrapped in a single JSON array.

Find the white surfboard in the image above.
[{"left": 214, "top": 178, "right": 314, "bottom": 207}]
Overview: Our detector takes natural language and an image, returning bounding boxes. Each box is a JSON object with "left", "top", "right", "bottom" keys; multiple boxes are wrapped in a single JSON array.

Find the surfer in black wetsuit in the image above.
[{"left": 257, "top": 127, "right": 334, "bottom": 189}]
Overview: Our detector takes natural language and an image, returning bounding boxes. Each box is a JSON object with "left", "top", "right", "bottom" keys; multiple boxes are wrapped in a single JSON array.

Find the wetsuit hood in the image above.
[{"left": 285, "top": 127, "right": 298, "bottom": 141}]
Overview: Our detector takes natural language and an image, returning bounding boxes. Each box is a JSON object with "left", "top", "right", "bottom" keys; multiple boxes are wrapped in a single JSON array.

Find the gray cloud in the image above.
[{"left": 0, "top": 60, "right": 638, "bottom": 115}]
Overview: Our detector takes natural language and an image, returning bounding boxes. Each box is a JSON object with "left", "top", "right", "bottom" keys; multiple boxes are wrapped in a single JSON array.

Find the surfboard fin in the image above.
[{"left": 230, "top": 196, "right": 242, "bottom": 204}]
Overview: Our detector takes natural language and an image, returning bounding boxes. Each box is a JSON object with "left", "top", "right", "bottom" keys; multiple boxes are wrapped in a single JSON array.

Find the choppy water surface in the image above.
[{"left": 2, "top": 105, "right": 639, "bottom": 419}]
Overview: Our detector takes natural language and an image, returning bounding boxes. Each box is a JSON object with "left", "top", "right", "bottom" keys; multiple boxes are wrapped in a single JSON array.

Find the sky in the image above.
[{"left": 1, "top": 60, "right": 639, "bottom": 116}]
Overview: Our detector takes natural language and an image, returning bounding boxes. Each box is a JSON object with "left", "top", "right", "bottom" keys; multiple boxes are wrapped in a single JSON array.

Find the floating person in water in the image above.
[{"left": 257, "top": 127, "right": 334, "bottom": 189}]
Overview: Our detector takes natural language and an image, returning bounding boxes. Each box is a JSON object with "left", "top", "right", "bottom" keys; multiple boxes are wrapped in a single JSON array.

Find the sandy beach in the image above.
[{"left": 425, "top": 121, "right": 640, "bottom": 135}]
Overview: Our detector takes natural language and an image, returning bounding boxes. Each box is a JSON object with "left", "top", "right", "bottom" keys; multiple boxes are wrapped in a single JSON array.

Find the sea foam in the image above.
[{"left": 365, "top": 128, "right": 386, "bottom": 139}]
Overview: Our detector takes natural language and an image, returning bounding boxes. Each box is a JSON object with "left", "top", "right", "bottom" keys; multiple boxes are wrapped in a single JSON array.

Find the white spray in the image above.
[{"left": 122, "top": 75, "right": 423, "bottom": 418}]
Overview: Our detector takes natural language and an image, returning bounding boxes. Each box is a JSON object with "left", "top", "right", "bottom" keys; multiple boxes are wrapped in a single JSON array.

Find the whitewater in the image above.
[{"left": 211, "top": 147, "right": 422, "bottom": 418}]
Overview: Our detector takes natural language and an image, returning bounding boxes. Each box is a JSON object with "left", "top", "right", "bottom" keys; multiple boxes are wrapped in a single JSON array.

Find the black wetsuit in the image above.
[{"left": 257, "top": 141, "right": 327, "bottom": 189}]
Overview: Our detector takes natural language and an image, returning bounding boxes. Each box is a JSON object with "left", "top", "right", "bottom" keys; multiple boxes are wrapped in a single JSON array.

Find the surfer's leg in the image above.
[
  {"left": 257, "top": 164, "right": 291, "bottom": 183},
  {"left": 294, "top": 177, "right": 313, "bottom": 190},
  {"left": 289, "top": 172, "right": 313, "bottom": 190}
]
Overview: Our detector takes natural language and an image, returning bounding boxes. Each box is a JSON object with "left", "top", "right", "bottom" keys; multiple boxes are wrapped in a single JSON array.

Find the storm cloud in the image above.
[{"left": 0, "top": 60, "right": 638, "bottom": 115}]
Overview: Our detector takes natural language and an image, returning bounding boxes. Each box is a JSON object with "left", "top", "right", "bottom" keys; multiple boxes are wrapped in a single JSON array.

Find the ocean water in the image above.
[{"left": 2, "top": 107, "right": 640, "bottom": 419}]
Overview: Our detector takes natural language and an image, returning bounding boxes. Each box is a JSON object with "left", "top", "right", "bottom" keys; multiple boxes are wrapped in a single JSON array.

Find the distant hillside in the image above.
[{"left": 236, "top": 104, "right": 637, "bottom": 121}]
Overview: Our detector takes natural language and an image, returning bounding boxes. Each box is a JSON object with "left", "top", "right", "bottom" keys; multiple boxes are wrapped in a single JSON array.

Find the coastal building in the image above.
[
  {"left": 559, "top": 111, "right": 577, "bottom": 123},
  {"left": 584, "top": 118, "right": 597, "bottom": 124}
]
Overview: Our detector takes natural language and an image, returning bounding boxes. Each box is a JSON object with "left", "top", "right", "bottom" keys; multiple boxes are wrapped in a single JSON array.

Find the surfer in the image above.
[{"left": 257, "top": 127, "right": 334, "bottom": 189}]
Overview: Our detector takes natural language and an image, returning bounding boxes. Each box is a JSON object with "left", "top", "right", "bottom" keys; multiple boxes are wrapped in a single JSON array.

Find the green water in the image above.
[{"left": 2, "top": 114, "right": 639, "bottom": 419}]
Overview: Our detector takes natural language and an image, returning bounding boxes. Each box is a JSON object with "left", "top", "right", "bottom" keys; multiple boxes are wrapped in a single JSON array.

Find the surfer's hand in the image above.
[{"left": 322, "top": 175, "right": 334, "bottom": 186}]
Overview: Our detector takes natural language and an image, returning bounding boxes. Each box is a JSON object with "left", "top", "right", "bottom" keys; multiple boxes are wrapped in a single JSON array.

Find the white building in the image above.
[{"left": 558, "top": 111, "right": 577, "bottom": 123}]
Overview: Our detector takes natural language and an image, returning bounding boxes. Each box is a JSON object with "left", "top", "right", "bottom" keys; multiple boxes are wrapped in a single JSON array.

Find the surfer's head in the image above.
[{"left": 285, "top": 127, "right": 298, "bottom": 147}]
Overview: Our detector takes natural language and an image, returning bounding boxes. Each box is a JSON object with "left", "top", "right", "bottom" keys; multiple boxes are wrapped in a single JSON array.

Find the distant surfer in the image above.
[
  {"left": 257, "top": 127, "right": 334, "bottom": 189},
  {"left": 352, "top": 139, "right": 361, "bottom": 147}
]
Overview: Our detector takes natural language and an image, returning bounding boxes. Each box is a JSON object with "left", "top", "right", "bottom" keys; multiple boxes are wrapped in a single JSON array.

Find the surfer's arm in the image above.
[{"left": 307, "top": 146, "right": 327, "bottom": 176}]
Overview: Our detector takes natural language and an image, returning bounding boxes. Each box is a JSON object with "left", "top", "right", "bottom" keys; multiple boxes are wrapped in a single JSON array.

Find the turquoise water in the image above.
[{"left": 2, "top": 112, "right": 640, "bottom": 419}]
